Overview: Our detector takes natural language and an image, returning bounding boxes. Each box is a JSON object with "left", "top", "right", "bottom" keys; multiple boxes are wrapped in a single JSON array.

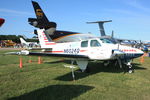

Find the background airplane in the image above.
[
  {"left": 20, "top": 37, "right": 39, "bottom": 48},
  {"left": 86, "top": 20, "right": 143, "bottom": 47},
  {"left": 0, "top": 18, "right": 5, "bottom": 27},
  {"left": 28, "top": 1, "right": 96, "bottom": 43}
]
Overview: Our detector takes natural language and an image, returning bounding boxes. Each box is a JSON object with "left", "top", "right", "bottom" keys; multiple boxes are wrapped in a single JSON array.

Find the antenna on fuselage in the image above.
[{"left": 87, "top": 20, "right": 112, "bottom": 36}]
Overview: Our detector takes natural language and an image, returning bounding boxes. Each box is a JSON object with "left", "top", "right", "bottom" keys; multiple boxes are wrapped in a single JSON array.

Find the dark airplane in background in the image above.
[{"left": 28, "top": 1, "right": 95, "bottom": 43}]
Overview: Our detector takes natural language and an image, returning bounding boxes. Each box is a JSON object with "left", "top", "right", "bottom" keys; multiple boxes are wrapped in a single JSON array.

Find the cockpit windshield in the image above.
[{"left": 100, "top": 38, "right": 117, "bottom": 44}]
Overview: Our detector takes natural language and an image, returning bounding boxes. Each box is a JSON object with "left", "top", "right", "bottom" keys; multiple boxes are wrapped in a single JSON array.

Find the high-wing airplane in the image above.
[
  {"left": 9, "top": 1, "right": 144, "bottom": 80},
  {"left": 20, "top": 37, "right": 39, "bottom": 48}
]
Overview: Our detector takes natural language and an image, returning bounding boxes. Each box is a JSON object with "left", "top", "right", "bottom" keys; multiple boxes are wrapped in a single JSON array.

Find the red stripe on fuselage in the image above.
[
  {"left": 44, "top": 41, "right": 49, "bottom": 42},
  {"left": 121, "top": 49, "right": 137, "bottom": 52},
  {"left": 80, "top": 50, "right": 87, "bottom": 52},
  {"left": 45, "top": 43, "right": 56, "bottom": 45}
]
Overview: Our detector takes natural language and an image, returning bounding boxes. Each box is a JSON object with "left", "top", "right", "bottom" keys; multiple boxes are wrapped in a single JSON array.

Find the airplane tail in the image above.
[
  {"left": 35, "top": 29, "right": 55, "bottom": 48},
  {"left": 87, "top": 20, "right": 112, "bottom": 36},
  {"left": 28, "top": 1, "right": 56, "bottom": 35},
  {"left": 20, "top": 38, "right": 27, "bottom": 44},
  {"left": 30, "top": 1, "right": 49, "bottom": 23}
]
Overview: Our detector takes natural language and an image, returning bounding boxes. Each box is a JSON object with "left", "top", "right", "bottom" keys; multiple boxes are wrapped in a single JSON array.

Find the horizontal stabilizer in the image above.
[
  {"left": 87, "top": 20, "right": 112, "bottom": 36},
  {"left": 86, "top": 20, "right": 112, "bottom": 24}
]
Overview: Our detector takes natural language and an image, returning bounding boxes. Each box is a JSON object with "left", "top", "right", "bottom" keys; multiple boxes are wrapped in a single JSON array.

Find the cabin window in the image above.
[
  {"left": 90, "top": 40, "right": 101, "bottom": 47},
  {"left": 81, "top": 41, "right": 88, "bottom": 47}
]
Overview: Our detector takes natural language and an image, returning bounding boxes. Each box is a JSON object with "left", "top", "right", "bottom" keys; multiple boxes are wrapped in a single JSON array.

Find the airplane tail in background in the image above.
[
  {"left": 87, "top": 20, "right": 112, "bottom": 36},
  {"left": 31, "top": 1, "right": 49, "bottom": 23},
  {"left": 36, "top": 29, "right": 55, "bottom": 48},
  {"left": 20, "top": 38, "right": 27, "bottom": 44},
  {"left": 28, "top": 1, "right": 57, "bottom": 35}
]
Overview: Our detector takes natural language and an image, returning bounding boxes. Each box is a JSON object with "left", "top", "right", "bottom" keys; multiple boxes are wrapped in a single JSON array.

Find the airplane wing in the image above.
[
  {"left": 5, "top": 50, "right": 88, "bottom": 59},
  {"left": 29, "top": 52, "right": 88, "bottom": 58}
]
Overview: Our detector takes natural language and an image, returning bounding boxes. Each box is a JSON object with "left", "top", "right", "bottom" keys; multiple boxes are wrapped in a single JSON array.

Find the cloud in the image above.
[{"left": 0, "top": 8, "right": 33, "bottom": 16}]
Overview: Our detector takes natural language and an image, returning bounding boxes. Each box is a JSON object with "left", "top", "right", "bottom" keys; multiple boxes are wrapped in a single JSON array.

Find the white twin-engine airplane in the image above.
[{"left": 22, "top": 29, "right": 144, "bottom": 74}]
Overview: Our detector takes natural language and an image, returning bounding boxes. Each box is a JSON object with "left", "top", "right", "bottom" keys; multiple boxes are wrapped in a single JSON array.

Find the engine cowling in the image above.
[
  {"left": 28, "top": 18, "right": 57, "bottom": 35},
  {"left": 28, "top": 18, "right": 39, "bottom": 27},
  {"left": 28, "top": 18, "right": 57, "bottom": 30}
]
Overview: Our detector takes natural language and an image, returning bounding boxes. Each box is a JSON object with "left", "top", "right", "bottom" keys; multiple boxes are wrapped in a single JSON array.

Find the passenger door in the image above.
[{"left": 88, "top": 39, "right": 105, "bottom": 60}]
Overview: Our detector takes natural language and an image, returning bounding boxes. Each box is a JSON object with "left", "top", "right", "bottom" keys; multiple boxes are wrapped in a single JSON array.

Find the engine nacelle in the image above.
[
  {"left": 28, "top": 18, "right": 57, "bottom": 29},
  {"left": 31, "top": 21, "right": 38, "bottom": 27},
  {"left": 28, "top": 18, "right": 38, "bottom": 27},
  {"left": 28, "top": 18, "right": 57, "bottom": 35}
]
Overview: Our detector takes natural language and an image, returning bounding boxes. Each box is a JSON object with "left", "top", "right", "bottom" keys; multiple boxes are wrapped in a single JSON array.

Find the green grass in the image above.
[{"left": 0, "top": 50, "right": 150, "bottom": 100}]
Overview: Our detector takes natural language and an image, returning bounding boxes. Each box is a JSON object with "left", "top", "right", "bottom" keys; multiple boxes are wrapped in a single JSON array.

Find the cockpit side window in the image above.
[
  {"left": 90, "top": 40, "right": 101, "bottom": 47},
  {"left": 81, "top": 41, "right": 88, "bottom": 47}
]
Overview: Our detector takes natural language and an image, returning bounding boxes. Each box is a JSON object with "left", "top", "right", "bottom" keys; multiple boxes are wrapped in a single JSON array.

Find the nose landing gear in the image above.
[{"left": 117, "top": 59, "right": 134, "bottom": 73}]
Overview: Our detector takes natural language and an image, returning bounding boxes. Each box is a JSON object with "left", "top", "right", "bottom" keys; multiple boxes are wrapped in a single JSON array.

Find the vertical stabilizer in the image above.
[
  {"left": 20, "top": 38, "right": 27, "bottom": 44},
  {"left": 36, "top": 29, "right": 55, "bottom": 48},
  {"left": 28, "top": 1, "right": 57, "bottom": 35},
  {"left": 31, "top": 1, "right": 49, "bottom": 22}
]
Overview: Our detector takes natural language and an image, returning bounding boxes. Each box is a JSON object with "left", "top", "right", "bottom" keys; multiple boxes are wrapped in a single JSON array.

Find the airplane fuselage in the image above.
[
  {"left": 37, "top": 30, "right": 143, "bottom": 61},
  {"left": 42, "top": 42, "right": 143, "bottom": 61}
]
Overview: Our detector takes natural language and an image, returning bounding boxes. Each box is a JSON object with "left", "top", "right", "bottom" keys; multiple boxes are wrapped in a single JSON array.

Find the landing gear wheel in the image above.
[{"left": 128, "top": 65, "right": 134, "bottom": 73}]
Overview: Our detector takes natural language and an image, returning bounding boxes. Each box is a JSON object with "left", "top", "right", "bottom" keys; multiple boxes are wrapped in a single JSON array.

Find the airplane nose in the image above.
[
  {"left": 112, "top": 49, "right": 124, "bottom": 54},
  {"left": 135, "top": 49, "right": 144, "bottom": 57}
]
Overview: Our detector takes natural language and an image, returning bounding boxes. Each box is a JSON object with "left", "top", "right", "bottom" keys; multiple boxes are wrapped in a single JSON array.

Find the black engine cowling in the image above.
[
  {"left": 28, "top": 18, "right": 57, "bottom": 29},
  {"left": 28, "top": 18, "right": 57, "bottom": 35}
]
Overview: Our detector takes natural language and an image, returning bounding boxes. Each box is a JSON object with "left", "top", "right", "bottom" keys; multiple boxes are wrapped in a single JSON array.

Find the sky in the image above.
[{"left": 0, "top": 0, "right": 150, "bottom": 41}]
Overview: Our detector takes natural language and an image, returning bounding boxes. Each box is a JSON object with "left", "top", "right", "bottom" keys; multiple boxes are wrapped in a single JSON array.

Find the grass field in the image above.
[{"left": 0, "top": 49, "right": 150, "bottom": 100}]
